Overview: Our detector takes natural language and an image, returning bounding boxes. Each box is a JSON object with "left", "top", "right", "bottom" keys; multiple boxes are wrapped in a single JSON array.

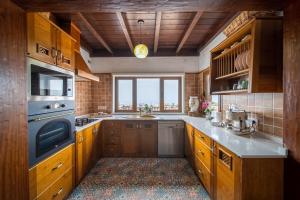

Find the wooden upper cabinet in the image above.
[
  {"left": 27, "top": 13, "right": 75, "bottom": 71},
  {"left": 27, "top": 13, "right": 56, "bottom": 65},
  {"left": 210, "top": 17, "right": 283, "bottom": 95},
  {"left": 56, "top": 29, "right": 75, "bottom": 71}
]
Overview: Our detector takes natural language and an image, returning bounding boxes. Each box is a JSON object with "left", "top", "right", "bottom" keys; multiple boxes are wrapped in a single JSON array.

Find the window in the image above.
[
  {"left": 115, "top": 77, "right": 182, "bottom": 112},
  {"left": 116, "top": 79, "right": 133, "bottom": 111}
]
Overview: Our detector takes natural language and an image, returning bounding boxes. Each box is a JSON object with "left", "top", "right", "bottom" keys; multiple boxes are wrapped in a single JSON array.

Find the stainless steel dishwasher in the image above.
[{"left": 158, "top": 121, "right": 185, "bottom": 157}]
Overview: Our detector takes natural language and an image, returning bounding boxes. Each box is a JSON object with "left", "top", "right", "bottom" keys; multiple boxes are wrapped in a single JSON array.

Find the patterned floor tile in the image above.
[{"left": 67, "top": 158, "right": 210, "bottom": 200}]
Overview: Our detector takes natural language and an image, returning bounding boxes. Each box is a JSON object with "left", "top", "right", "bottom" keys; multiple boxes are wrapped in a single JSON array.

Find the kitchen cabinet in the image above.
[
  {"left": 185, "top": 123, "right": 194, "bottom": 168},
  {"left": 102, "top": 121, "right": 121, "bottom": 157},
  {"left": 121, "top": 121, "right": 140, "bottom": 156},
  {"left": 214, "top": 143, "right": 284, "bottom": 200},
  {"left": 140, "top": 121, "right": 158, "bottom": 157},
  {"left": 27, "top": 13, "right": 75, "bottom": 71},
  {"left": 92, "top": 122, "right": 102, "bottom": 165},
  {"left": 29, "top": 144, "right": 74, "bottom": 200},
  {"left": 210, "top": 18, "right": 283, "bottom": 94},
  {"left": 103, "top": 121, "right": 157, "bottom": 157},
  {"left": 76, "top": 122, "right": 102, "bottom": 184},
  {"left": 186, "top": 123, "right": 284, "bottom": 200}
]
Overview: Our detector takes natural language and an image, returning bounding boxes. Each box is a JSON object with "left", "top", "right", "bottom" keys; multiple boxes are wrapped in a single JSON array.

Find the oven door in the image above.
[
  {"left": 28, "top": 111, "right": 75, "bottom": 167},
  {"left": 27, "top": 57, "right": 75, "bottom": 101}
]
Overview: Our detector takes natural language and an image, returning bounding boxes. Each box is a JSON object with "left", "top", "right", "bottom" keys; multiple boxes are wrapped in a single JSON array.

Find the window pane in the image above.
[
  {"left": 137, "top": 78, "right": 160, "bottom": 111},
  {"left": 164, "top": 80, "right": 179, "bottom": 110},
  {"left": 117, "top": 79, "right": 133, "bottom": 111}
]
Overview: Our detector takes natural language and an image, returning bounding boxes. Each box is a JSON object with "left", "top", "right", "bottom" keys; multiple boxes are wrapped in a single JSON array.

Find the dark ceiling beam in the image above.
[
  {"left": 77, "top": 12, "right": 113, "bottom": 54},
  {"left": 91, "top": 48, "right": 198, "bottom": 57},
  {"left": 154, "top": 12, "right": 162, "bottom": 54},
  {"left": 14, "top": 0, "right": 283, "bottom": 12},
  {"left": 176, "top": 11, "right": 203, "bottom": 54},
  {"left": 197, "top": 12, "right": 239, "bottom": 53},
  {"left": 116, "top": 12, "right": 134, "bottom": 52}
]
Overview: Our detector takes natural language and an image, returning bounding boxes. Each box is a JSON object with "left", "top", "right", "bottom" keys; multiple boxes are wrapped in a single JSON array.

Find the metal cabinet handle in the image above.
[
  {"left": 52, "top": 162, "right": 63, "bottom": 171},
  {"left": 52, "top": 188, "right": 63, "bottom": 198}
]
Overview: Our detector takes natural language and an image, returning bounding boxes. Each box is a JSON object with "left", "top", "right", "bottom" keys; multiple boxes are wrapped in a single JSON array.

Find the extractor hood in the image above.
[{"left": 75, "top": 51, "right": 99, "bottom": 82}]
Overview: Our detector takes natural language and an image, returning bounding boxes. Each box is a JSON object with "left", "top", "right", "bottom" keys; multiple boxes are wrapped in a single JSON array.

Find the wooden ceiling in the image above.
[
  {"left": 55, "top": 11, "right": 235, "bottom": 56},
  {"left": 15, "top": 0, "right": 283, "bottom": 57}
]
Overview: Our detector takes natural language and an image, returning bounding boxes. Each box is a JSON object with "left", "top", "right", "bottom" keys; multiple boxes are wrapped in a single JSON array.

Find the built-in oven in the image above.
[
  {"left": 28, "top": 101, "right": 75, "bottom": 167},
  {"left": 27, "top": 57, "right": 76, "bottom": 167},
  {"left": 27, "top": 57, "right": 74, "bottom": 101}
]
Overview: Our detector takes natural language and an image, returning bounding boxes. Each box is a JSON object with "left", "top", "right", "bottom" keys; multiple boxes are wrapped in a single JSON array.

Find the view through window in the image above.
[{"left": 115, "top": 77, "right": 182, "bottom": 112}]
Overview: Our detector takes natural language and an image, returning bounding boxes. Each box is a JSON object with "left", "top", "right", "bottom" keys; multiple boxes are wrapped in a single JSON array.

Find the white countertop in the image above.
[{"left": 75, "top": 114, "right": 287, "bottom": 158}]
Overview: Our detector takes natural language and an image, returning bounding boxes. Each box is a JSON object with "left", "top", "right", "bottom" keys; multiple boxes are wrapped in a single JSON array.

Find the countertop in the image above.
[{"left": 75, "top": 114, "right": 287, "bottom": 158}]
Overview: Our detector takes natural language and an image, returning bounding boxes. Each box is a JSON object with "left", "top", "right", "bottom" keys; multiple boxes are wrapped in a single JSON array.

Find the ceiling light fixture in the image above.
[{"left": 134, "top": 19, "right": 148, "bottom": 59}]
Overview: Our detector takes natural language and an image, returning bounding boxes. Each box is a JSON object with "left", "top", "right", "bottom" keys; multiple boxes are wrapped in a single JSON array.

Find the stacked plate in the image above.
[{"left": 234, "top": 50, "right": 251, "bottom": 71}]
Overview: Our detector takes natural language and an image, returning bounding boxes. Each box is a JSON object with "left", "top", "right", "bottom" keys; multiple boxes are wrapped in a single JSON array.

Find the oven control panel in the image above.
[{"left": 28, "top": 100, "right": 75, "bottom": 116}]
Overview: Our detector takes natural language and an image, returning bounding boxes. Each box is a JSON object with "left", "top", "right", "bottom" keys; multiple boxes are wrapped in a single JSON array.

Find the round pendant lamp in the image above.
[{"left": 134, "top": 19, "right": 148, "bottom": 58}]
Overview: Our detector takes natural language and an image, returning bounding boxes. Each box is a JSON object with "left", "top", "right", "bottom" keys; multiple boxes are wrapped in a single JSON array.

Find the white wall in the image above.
[
  {"left": 90, "top": 56, "right": 199, "bottom": 73},
  {"left": 80, "top": 47, "right": 92, "bottom": 70},
  {"left": 198, "top": 33, "right": 226, "bottom": 71}
]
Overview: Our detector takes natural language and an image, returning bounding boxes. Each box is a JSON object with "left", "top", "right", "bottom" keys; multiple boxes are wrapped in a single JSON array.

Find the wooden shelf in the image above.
[
  {"left": 215, "top": 69, "right": 249, "bottom": 80},
  {"left": 212, "top": 89, "right": 248, "bottom": 95},
  {"left": 213, "top": 37, "right": 252, "bottom": 61}
]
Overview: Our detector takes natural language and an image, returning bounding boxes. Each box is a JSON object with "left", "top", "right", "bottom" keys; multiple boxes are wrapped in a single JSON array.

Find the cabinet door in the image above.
[
  {"left": 27, "top": 13, "right": 56, "bottom": 65},
  {"left": 56, "top": 30, "right": 74, "bottom": 71},
  {"left": 75, "top": 131, "right": 84, "bottom": 184},
  {"left": 140, "top": 121, "right": 158, "bottom": 157},
  {"left": 83, "top": 126, "right": 93, "bottom": 172},
  {"left": 92, "top": 123, "right": 102, "bottom": 165},
  {"left": 121, "top": 121, "right": 140, "bottom": 157},
  {"left": 185, "top": 123, "right": 194, "bottom": 168},
  {"left": 216, "top": 145, "right": 237, "bottom": 200}
]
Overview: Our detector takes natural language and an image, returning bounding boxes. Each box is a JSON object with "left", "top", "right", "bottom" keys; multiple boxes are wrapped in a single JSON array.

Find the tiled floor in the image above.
[{"left": 68, "top": 158, "right": 210, "bottom": 200}]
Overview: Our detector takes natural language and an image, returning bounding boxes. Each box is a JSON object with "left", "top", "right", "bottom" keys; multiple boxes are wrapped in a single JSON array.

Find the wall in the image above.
[
  {"left": 91, "top": 73, "right": 113, "bottom": 114},
  {"left": 91, "top": 56, "right": 199, "bottom": 73},
  {"left": 198, "top": 32, "right": 226, "bottom": 71},
  {"left": 185, "top": 73, "right": 200, "bottom": 113},
  {"left": 283, "top": 0, "right": 300, "bottom": 198},
  {"left": 222, "top": 93, "right": 283, "bottom": 137},
  {"left": 75, "top": 74, "right": 113, "bottom": 115},
  {"left": 75, "top": 81, "right": 93, "bottom": 115},
  {"left": 0, "top": 0, "right": 29, "bottom": 199}
]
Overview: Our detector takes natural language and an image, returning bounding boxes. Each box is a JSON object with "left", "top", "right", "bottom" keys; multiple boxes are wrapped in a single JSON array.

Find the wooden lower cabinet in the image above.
[
  {"left": 103, "top": 120, "right": 157, "bottom": 157},
  {"left": 29, "top": 144, "right": 75, "bottom": 200},
  {"left": 185, "top": 123, "right": 194, "bottom": 168},
  {"left": 37, "top": 168, "right": 73, "bottom": 200},
  {"left": 140, "top": 121, "right": 158, "bottom": 157},
  {"left": 214, "top": 143, "right": 284, "bottom": 200},
  {"left": 76, "top": 122, "right": 102, "bottom": 184},
  {"left": 121, "top": 121, "right": 140, "bottom": 156},
  {"left": 186, "top": 123, "right": 284, "bottom": 200}
]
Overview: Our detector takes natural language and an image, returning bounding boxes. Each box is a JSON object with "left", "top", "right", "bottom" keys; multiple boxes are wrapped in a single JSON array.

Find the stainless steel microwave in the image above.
[{"left": 27, "top": 58, "right": 75, "bottom": 101}]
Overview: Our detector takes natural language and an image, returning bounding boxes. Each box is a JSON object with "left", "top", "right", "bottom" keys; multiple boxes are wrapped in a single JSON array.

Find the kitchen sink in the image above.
[{"left": 120, "top": 115, "right": 158, "bottom": 119}]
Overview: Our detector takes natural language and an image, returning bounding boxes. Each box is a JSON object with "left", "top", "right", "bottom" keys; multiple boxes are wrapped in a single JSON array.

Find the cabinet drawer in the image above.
[
  {"left": 37, "top": 168, "right": 73, "bottom": 200},
  {"left": 103, "top": 145, "right": 120, "bottom": 157},
  {"left": 195, "top": 155, "right": 211, "bottom": 194},
  {"left": 194, "top": 128, "right": 212, "bottom": 148},
  {"left": 195, "top": 136, "right": 212, "bottom": 171},
  {"left": 29, "top": 144, "right": 74, "bottom": 200},
  {"left": 103, "top": 121, "right": 121, "bottom": 130}
]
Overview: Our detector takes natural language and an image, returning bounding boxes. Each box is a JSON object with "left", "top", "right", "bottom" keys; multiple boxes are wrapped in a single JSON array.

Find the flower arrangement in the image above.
[{"left": 200, "top": 100, "right": 215, "bottom": 119}]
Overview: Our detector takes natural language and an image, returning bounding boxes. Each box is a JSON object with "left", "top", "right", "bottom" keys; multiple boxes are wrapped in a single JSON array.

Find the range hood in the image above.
[{"left": 75, "top": 50, "right": 99, "bottom": 82}]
